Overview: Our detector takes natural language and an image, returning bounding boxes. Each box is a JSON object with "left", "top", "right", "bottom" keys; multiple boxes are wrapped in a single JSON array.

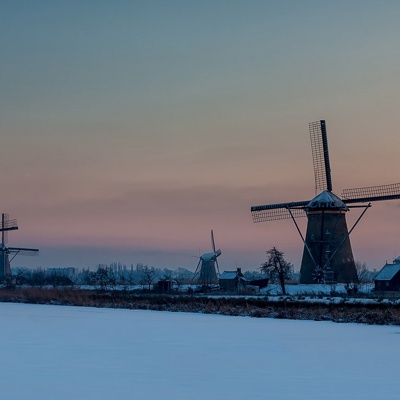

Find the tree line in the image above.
[{"left": 11, "top": 263, "right": 195, "bottom": 290}]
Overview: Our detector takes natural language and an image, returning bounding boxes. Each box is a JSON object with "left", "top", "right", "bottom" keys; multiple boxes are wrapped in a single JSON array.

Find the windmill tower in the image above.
[
  {"left": 0, "top": 213, "right": 39, "bottom": 282},
  {"left": 193, "top": 230, "right": 221, "bottom": 286},
  {"left": 251, "top": 120, "right": 400, "bottom": 284}
]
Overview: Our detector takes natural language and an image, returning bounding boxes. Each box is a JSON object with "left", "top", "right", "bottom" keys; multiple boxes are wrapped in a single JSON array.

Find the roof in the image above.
[
  {"left": 374, "top": 263, "right": 400, "bottom": 281},
  {"left": 219, "top": 271, "right": 249, "bottom": 282},
  {"left": 307, "top": 190, "right": 348, "bottom": 211},
  {"left": 220, "top": 271, "right": 238, "bottom": 280},
  {"left": 200, "top": 252, "right": 216, "bottom": 262}
]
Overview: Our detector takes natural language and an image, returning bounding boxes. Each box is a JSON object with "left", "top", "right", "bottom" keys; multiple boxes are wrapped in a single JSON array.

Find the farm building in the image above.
[
  {"left": 156, "top": 280, "right": 180, "bottom": 293},
  {"left": 374, "top": 257, "right": 400, "bottom": 292},
  {"left": 219, "top": 268, "right": 248, "bottom": 292}
]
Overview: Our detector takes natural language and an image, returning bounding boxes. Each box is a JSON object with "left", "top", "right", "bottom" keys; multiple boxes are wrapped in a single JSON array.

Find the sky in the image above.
[{"left": 1, "top": 0, "right": 400, "bottom": 271}]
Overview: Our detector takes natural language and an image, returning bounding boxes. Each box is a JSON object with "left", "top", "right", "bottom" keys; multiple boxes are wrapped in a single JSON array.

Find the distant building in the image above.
[
  {"left": 157, "top": 280, "right": 173, "bottom": 293},
  {"left": 219, "top": 268, "right": 248, "bottom": 292},
  {"left": 374, "top": 257, "right": 400, "bottom": 292}
]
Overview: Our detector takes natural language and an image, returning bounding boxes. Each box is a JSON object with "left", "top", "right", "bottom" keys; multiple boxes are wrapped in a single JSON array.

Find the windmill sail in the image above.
[
  {"left": 342, "top": 183, "right": 400, "bottom": 203},
  {"left": 251, "top": 201, "right": 309, "bottom": 222},
  {"left": 309, "top": 120, "right": 332, "bottom": 193},
  {"left": 192, "top": 230, "right": 221, "bottom": 286},
  {"left": 0, "top": 215, "right": 18, "bottom": 231},
  {"left": 211, "top": 230, "right": 221, "bottom": 276},
  {"left": 0, "top": 214, "right": 18, "bottom": 247}
]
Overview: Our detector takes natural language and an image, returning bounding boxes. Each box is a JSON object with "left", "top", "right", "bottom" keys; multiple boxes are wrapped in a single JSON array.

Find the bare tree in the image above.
[
  {"left": 127, "top": 269, "right": 137, "bottom": 286},
  {"left": 95, "top": 265, "right": 112, "bottom": 291},
  {"left": 14, "top": 268, "right": 30, "bottom": 285},
  {"left": 80, "top": 269, "right": 96, "bottom": 286},
  {"left": 343, "top": 261, "right": 369, "bottom": 294},
  {"left": 352, "top": 261, "right": 369, "bottom": 293},
  {"left": 356, "top": 261, "right": 369, "bottom": 283},
  {"left": 46, "top": 270, "right": 73, "bottom": 289},
  {"left": 260, "top": 247, "right": 293, "bottom": 295},
  {"left": 31, "top": 268, "right": 47, "bottom": 287},
  {"left": 140, "top": 266, "right": 157, "bottom": 290}
]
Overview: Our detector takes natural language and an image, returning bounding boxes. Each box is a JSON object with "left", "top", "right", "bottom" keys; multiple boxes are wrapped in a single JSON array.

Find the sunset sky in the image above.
[{"left": 1, "top": 0, "right": 400, "bottom": 271}]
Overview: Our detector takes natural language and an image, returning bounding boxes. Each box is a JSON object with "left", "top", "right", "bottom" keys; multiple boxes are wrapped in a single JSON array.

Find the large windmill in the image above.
[
  {"left": 251, "top": 120, "right": 400, "bottom": 284},
  {"left": 0, "top": 213, "right": 39, "bottom": 283},
  {"left": 192, "top": 230, "right": 221, "bottom": 286}
]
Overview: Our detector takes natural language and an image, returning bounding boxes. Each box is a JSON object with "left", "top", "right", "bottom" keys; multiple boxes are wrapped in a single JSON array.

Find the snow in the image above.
[
  {"left": 308, "top": 190, "right": 347, "bottom": 209},
  {"left": 1, "top": 302, "right": 399, "bottom": 400},
  {"left": 260, "top": 283, "right": 373, "bottom": 295},
  {"left": 219, "top": 271, "right": 238, "bottom": 279}
]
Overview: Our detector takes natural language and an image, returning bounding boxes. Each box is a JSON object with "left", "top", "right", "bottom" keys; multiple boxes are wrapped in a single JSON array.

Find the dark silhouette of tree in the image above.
[
  {"left": 31, "top": 268, "right": 47, "bottom": 287},
  {"left": 80, "top": 269, "right": 96, "bottom": 286},
  {"left": 95, "top": 265, "right": 114, "bottom": 291},
  {"left": 355, "top": 261, "right": 369, "bottom": 285},
  {"left": 140, "top": 266, "right": 157, "bottom": 290},
  {"left": 344, "top": 261, "right": 368, "bottom": 294},
  {"left": 46, "top": 271, "right": 73, "bottom": 288},
  {"left": 260, "top": 247, "right": 293, "bottom": 295}
]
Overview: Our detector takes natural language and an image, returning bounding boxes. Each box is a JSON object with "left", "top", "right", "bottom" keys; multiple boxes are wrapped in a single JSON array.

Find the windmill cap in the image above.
[
  {"left": 307, "top": 190, "right": 348, "bottom": 211},
  {"left": 200, "top": 251, "right": 219, "bottom": 261}
]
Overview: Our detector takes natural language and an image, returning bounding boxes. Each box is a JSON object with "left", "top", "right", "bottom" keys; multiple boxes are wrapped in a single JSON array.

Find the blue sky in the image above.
[{"left": 1, "top": 0, "right": 400, "bottom": 270}]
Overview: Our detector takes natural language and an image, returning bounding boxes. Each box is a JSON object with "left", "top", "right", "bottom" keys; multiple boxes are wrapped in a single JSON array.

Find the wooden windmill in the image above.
[
  {"left": 251, "top": 120, "right": 400, "bottom": 284},
  {"left": 0, "top": 213, "right": 39, "bottom": 283},
  {"left": 192, "top": 230, "right": 221, "bottom": 286}
]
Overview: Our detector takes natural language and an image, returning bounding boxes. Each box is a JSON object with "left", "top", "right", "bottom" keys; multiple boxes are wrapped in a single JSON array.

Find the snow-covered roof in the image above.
[
  {"left": 374, "top": 263, "right": 400, "bottom": 281},
  {"left": 219, "top": 271, "right": 248, "bottom": 281},
  {"left": 200, "top": 252, "right": 216, "bottom": 262},
  {"left": 220, "top": 271, "right": 239, "bottom": 280},
  {"left": 307, "top": 191, "right": 348, "bottom": 211}
]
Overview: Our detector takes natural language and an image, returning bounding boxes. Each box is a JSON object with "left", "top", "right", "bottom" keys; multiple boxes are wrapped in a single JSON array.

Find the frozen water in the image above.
[{"left": 0, "top": 303, "right": 399, "bottom": 399}]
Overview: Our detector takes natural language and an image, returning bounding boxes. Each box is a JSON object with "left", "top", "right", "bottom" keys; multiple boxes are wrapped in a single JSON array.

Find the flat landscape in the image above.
[{"left": 1, "top": 302, "right": 399, "bottom": 400}]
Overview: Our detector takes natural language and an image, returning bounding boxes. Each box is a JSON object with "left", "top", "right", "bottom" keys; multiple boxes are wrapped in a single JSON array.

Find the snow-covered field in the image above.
[
  {"left": 1, "top": 303, "right": 399, "bottom": 400},
  {"left": 261, "top": 283, "right": 375, "bottom": 295}
]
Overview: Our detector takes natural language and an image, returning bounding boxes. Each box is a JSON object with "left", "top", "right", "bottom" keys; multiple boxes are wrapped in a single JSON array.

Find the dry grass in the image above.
[{"left": 1, "top": 287, "right": 400, "bottom": 325}]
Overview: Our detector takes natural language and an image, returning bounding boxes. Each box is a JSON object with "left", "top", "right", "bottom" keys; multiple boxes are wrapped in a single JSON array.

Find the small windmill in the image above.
[
  {"left": 192, "top": 230, "right": 221, "bottom": 286},
  {"left": 251, "top": 120, "right": 400, "bottom": 284},
  {"left": 0, "top": 213, "right": 39, "bottom": 282}
]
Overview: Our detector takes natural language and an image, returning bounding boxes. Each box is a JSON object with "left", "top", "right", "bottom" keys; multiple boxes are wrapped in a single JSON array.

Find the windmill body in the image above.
[
  {"left": 251, "top": 120, "right": 400, "bottom": 284},
  {"left": 198, "top": 254, "right": 219, "bottom": 285},
  {"left": 0, "top": 213, "right": 39, "bottom": 283},
  {"left": 193, "top": 231, "right": 221, "bottom": 286},
  {"left": 0, "top": 244, "right": 12, "bottom": 280},
  {"left": 300, "top": 191, "right": 357, "bottom": 283}
]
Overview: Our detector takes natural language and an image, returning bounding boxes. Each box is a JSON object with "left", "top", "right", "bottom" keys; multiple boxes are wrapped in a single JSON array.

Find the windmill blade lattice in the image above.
[
  {"left": 0, "top": 214, "right": 18, "bottom": 245},
  {"left": 309, "top": 120, "right": 332, "bottom": 193},
  {"left": 342, "top": 183, "right": 400, "bottom": 204},
  {"left": 251, "top": 201, "right": 309, "bottom": 222},
  {"left": 7, "top": 247, "right": 39, "bottom": 256},
  {"left": 0, "top": 215, "right": 18, "bottom": 231}
]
